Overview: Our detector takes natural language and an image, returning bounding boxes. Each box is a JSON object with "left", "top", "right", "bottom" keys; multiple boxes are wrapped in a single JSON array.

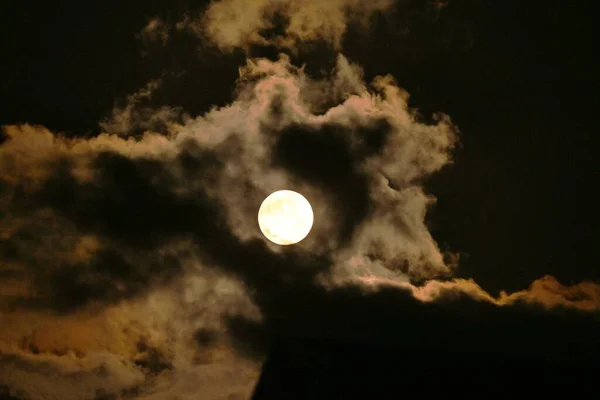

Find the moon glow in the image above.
[{"left": 258, "top": 190, "right": 314, "bottom": 245}]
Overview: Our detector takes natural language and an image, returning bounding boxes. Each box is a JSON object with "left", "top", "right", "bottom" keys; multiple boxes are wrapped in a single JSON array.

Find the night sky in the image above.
[{"left": 1, "top": 1, "right": 599, "bottom": 399}]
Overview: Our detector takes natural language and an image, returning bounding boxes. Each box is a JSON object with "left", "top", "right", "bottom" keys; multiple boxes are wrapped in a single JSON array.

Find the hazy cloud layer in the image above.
[{"left": 180, "top": 0, "right": 393, "bottom": 51}]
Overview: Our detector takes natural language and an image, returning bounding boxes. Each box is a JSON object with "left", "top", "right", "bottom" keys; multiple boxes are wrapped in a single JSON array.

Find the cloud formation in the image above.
[
  {"left": 99, "top": 79, "right": 183, "bottom": 137},
  {"left": 363, "top": 274, "right": 600, "bottom": 311},
  {"left": 0, "top": 282, "right": 260, "bottom": 399},
  {"left": 2, "top": 52, "right": 599, "bottom": 398},
  {"left": 0, "top": 53, "right": 457, "bottom": 398},
  {"left": 2, "top": 1, "right": 600, "bottom": 398},
  {"left": 138, "top": 18, "right": 170, "bottom": 46},
  {"left": 1, "top": 53, "right": 456, "bottom": 310},
  {"left": 180, "top": 0, "right": 393, "bottom": 51}
]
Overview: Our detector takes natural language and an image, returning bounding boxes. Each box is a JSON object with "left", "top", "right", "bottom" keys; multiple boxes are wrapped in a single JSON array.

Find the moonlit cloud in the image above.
[
  {"left": 1, "top": 1, "right": 599, "bottom": 398},
  {"left": 138, "top": 17, "right": 170, "bottom": 46},
  {"left": 181, "top": 0, "right": 393, "bottom": 52},
  {"left": 361, "top": 274, "right": 600, "bottom": 311},
  {"left": 99, "top": 79, "right": 184, "bottom": 137},
  {"left": 1, "top": 51, "right": 457, "bottom": 397},
  {"left": 2, "top": 48, "right": 600, "bottom": 398}
]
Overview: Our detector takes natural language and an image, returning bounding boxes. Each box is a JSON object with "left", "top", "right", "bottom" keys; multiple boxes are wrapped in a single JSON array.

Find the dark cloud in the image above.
[
  {"left": 254, "top": 335, "right": 597, "bottom": 398},
  {"left": 133, "top": 339, "right": 173, "bottom": 377},
  {"left": 1, "top": 147, "right": 222, "bottom": 312},
  {"left": 272, "top": 120, "right": 390, "bottom": 242},
  {"left": 42, "top": 150, "right": 218, "bottom": 247},
  {"left": 226, "top": 274, "right": 600, "bottom": 367}
]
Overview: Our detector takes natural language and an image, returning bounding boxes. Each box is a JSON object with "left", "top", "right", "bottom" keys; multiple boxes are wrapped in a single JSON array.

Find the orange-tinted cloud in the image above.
[
  {"left": 498, "top": 275, "right": 600, "bottom": 311},
  {"left": 181, "top": 0, "right": 393, "bottom": 52},
  {"left": 138, "top": 17, "right": 170, "bottom": 46},
  {"left": 360, "top": 275, "right": 600, "bottom": 312}
]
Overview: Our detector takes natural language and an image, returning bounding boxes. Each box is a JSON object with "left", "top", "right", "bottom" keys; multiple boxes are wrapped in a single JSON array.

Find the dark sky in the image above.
[{"left": 1, "top": 1, "right": 599, "bottom": 399}]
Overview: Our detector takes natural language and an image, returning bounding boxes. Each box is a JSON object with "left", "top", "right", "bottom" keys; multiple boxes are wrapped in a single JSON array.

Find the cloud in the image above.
[
  {"left": 361, "top": 274, "right": 600, "bottom": 311},
  {"left": 99, "top": 79, "right": 184, "bottom": 137},
  {"left": 0, "top": 352, "right": 145, "bottom": 400},
  {"left": 224, "top": 274, "right": 600, "bottom": 364},
  {"left": 498, "top": 275, "right": 600, "bottom": 311},
  {"left": 180, "top": 0, "right": 394, "bottom": 52},
  {"left": 2, "top": 49, "right": 600, "bottom": 399},
  {"left": 138, "top": 18, "right": 170, "bottom": 46},
  {"left": 0, "top": 52, "right": 456, "bottom": 397},
  {"left": 4, "top": 1, "right": 598, "bottom": 398},
  {"left": 0, "top": 271, "right": 260, "bottom": 399}
]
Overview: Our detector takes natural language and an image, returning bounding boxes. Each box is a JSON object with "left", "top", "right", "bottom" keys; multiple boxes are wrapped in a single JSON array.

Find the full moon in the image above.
[{"left": 258, "top": 190, "right": 314, "bottom": 245}]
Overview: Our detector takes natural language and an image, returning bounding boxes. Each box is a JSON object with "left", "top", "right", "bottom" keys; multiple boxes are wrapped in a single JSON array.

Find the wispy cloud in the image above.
[{"left": 138, "top": 17, "right": 170, "bottom": 46}]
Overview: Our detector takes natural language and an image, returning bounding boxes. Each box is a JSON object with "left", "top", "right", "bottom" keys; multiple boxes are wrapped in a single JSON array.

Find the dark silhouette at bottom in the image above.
[{"left": 252, "top": 337, "right": 597, "bottom": 399}]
